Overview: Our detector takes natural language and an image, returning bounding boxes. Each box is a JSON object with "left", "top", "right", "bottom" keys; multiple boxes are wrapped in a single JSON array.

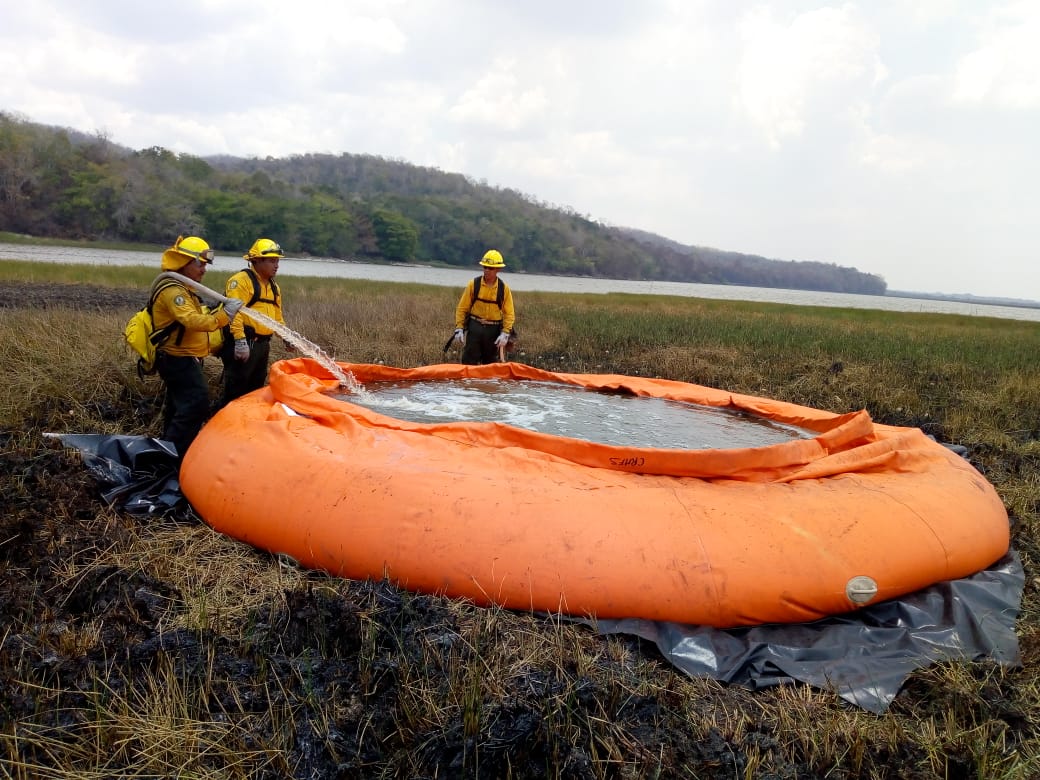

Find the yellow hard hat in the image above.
[
  {"left": 161, "top": 235, "right": 213, "bottom": 271},
  {"left": 244, "top": 238, "right": 284, "bottom": 261},
  {"left": 479, "top": 249, "right": 505, "bottom": 268}
]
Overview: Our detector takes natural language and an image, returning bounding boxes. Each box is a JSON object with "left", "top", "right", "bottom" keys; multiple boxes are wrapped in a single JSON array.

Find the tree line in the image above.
[{"left": 0, "top": 112, "right": 886, "bottom": 294}]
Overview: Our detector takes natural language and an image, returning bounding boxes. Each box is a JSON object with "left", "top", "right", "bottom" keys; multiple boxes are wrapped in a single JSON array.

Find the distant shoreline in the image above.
[
  {"left": 886, "top": 289, "right": 1040, "bottom": 311},
  {"left": 2, "top": 232, "right": 1035, "bottom": 308}
]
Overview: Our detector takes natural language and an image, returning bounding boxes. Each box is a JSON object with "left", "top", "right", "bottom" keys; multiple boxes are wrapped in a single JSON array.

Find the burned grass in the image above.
[{"left": 0, "top": 432, "right": 750, "bottom": 778}]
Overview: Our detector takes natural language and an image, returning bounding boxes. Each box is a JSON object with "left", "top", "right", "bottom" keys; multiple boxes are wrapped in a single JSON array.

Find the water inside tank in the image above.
[{"left": 339, "top": 378, "right": 815, "bottom": 450}]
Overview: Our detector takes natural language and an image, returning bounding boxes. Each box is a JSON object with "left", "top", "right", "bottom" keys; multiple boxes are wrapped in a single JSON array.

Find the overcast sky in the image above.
[{"left": 2, "top": 1, "right": 1037, "bottom": 300}]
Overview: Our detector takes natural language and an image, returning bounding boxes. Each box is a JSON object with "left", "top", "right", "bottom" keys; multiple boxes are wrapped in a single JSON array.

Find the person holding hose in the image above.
[
  {"left": 152, "top": 236, "right": 242, "bottom": 458},
  {"left": 452, "top": 249, "right": 515, "bottom": 365},
  {"left": 218, "top": 238, "right": 287, "bottom": 408}
]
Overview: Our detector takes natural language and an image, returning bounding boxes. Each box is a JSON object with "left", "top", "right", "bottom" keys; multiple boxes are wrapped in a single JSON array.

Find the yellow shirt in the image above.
[
  {"left": 455, "top": 278, "right": 515, "bottom": 333},
  {"left": 151, "top": 281, "right": 230, "bottom": 357},
  {"left": 224, "top": 269, "right": 285, "bottom": 339}
]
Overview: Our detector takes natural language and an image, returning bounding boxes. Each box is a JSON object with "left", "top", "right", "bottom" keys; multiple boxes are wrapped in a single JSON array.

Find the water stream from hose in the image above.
[
  {"left": 157, "top": 271, "right": 365, "bottom": 394},
  {"left": 240, "top": 308, "right": 366, "bottom": 394}
]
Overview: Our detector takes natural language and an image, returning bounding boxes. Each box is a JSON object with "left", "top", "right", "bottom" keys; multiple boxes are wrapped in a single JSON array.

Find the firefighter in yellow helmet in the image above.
[
  {"left": 453, "top": 249, "right": 515, "bottom": 364},
  {"left": 217, "top": 238, "right": 288, "bottom": 408},
  {"left": 152, "top": 236, "right": 242, "bottom": 457}
]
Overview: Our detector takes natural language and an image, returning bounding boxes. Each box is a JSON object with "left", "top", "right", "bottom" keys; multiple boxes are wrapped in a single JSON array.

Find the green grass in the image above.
[{"left": 0, "top": 231, "right": 163, "bottom": 253}]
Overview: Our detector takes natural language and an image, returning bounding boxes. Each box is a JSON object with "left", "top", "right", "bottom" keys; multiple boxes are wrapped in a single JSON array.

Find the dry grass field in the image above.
[{"left": 1, "top": 262, "right": 1038, "bottom": 778}]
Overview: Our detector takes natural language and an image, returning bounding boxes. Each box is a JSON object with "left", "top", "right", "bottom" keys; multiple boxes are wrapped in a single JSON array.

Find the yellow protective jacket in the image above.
[
  {"left": 455, "top": 278, "right": 515, "bottom": 333},
  {"left": 224, "top": 269, "right": 285, "bottom": 339},
  {"left": 152, "top": 280, "right": 230, "bottom": 358}
]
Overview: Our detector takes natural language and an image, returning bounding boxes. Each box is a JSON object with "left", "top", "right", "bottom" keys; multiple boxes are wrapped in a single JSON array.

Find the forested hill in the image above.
[{"left": 0, "top": 112, "right": 886, "bottom": 294}]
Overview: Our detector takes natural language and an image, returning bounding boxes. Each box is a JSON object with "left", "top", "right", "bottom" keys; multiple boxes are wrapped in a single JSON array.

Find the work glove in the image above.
[
  {"left": 223, "top": 298, "right": 244, "bottom": 321},
  {"left": 234, "top": 339, "right": 250, "bottom": 362},
  {"left": 282, "top": 338, "right": 296, "bottom": 352},
  {"left": 494, "top": 331, "right": 510, "bottom": 348},
  {"left": 453, "top": 328, "right": 466, "bottom": 346}
]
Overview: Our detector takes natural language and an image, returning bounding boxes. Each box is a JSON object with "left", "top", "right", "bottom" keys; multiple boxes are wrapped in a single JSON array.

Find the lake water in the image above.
[{"left": 3, "top": 242, "right": 1038, "bottom": 323}]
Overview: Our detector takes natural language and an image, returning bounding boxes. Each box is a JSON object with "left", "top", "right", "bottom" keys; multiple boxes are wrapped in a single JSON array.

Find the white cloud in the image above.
[
  {"left": 902, "top": 0, "right": 962, "bottom": 26},
  {"left": 953, "top": 1, "right": 1040, "bottom": 108},
  {"left": 448, "top": 58, "right": 550, "bottom": 133},
  {"left": 859, "top": 133, "right": 928, "bottom": 174},
  {"left": 735, "top": 5, "right": 883, "bottom": 147}
]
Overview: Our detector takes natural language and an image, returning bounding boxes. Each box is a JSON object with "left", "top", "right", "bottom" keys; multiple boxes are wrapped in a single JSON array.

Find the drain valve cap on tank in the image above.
[{"left": 845, "top": 575, "right": 878, "bottom": 604}]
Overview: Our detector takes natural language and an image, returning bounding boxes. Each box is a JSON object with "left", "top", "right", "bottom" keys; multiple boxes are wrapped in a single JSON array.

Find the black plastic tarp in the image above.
[
  {"left": 51, "top": 433, "right": 186, "bottom": 517},
  {"left": 54, "top": 433, "right": 1023, "bottom": 713},
  {"left": 594, "top": 552, "right": 1022, "bottom": 712}
]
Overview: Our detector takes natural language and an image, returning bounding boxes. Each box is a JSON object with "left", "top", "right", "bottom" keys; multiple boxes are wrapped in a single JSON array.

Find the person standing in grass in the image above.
[
  {"left": 452, "top": 249, "right": 516, "bottom": 364},
  {"left": 218, "top": 238, "right": 288, "bottom": 408},
  {"left": 152, "top": 236, "right": 242, "bottom": 458}
]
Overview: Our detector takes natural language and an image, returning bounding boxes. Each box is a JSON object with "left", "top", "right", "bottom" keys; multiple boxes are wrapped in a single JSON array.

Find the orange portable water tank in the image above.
[{"left": 181, "top": 359, "right": 1009, "bottom": 628}]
